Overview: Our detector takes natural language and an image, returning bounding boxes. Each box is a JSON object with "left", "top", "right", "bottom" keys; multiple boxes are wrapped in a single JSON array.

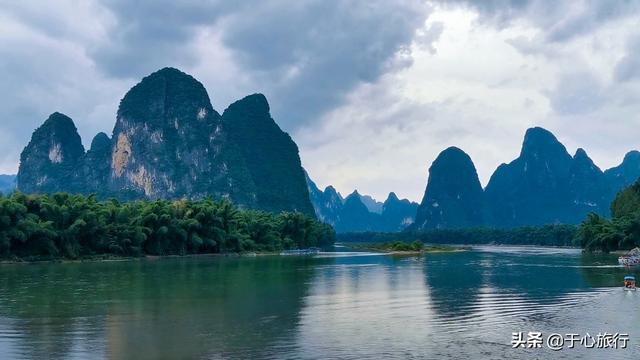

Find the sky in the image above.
[{"left": 2, "top": 0, "right": 640, "bottom": 203}]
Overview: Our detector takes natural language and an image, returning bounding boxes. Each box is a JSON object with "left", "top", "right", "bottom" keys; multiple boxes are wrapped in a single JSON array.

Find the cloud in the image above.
[
  {"left": 0, "top": 0, "right": 435, "bottom": 174},
  {"left": 89, "top": 0, "right": 434, "bottom": 128},
  {"left": 614, "top": 35, "right": 640, "bottom": 82},
  {"left": 547, "top": 71, "right": 606, "bottom": 115},
  {"left": 212, "top": 0, "right": 433, "bottom": 128},
  {"left": 0, "top": 7, "right": 130, "bottom": 173},
  {"left": 90, "top": 0, "right": 234, "bottom": 78},
  {"left": 445, "top": 0, "right": 639, "bottom": 43},
  {"left": 3, "top": 0, "right": 640, "bottom": 204},
  {"left": 300, "top": 3, "right": 640, "bottom": 201}
]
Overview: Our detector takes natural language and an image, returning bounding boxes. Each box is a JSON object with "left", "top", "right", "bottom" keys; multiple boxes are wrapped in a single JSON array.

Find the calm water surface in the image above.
[{"left": 0, "top": 245, "right": 638, "bottom": 359}]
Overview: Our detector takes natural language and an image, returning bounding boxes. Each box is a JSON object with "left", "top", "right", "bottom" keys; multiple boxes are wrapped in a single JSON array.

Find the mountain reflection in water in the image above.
[{"left": 0, "top": 246, "right": 638, "bottom": 359}]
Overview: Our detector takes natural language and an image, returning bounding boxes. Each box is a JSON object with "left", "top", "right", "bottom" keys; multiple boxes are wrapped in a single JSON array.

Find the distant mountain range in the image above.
[
  {"left": 307, "top": 127, "right": 640, "bottom": 233},
  {"left": 16, "top": 68, "right": 314, "bottom": 216},
  {"left": 9, "top": 68, "right": 640, "bottom": 233},
  {"left": 305, "top": 173, "right": 418, "bottom": 233},
  {"left": 413, "top": 127, "right": 640, "bottom": 230}
]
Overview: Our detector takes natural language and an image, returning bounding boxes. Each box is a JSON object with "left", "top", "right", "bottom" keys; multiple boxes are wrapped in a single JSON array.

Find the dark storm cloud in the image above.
[
  {"left": 92, "top": 0, "right": 431, "bottom": 127},
  {"left": 91, "top": 0, "right": 237, "bottom": 77},
  {"left": 3, "top": 0, "right": 639, "bottom": 182},
  {"left": 0, "top": 0, "right": 432, "bottom": 172},
  {"left": 217, "top": 1, "right": 429, "bottom": 127}
]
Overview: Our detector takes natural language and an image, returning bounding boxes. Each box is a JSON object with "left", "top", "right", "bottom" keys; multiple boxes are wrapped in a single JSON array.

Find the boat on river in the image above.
[
  {"left": 280, "top": 248, "right": 321, "bottom": 256},
  {"left": 618, "top": 247, "right": 640, "bottom": 266},
  {"left": 624, "top": 276, "right": 636, "bottom": 291}
]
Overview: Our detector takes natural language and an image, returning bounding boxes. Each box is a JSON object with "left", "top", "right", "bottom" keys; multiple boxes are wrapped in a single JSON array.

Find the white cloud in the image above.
[{"left": 300, "top": 3, "right": 640, "bottom": 202}]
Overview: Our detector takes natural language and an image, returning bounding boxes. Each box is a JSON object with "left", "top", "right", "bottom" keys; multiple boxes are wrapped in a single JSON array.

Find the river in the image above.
[{"left": 0, "top": 245, "right": 638, "bottom": 359}]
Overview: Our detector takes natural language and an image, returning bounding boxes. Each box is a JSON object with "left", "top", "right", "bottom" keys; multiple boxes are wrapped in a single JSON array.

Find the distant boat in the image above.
[
  {"left": 624, "top": 275, "right": 636, "bottom": 291},
  {"left": 279, "top": 248, "right": 321, "bottom": 256},
  {"left": 618, "top": 247, "right": 640, "bottom": 266}
]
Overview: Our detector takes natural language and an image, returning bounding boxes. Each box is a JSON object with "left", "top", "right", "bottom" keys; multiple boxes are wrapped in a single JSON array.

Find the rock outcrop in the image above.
[
  {"left": 17, "top": 112, "right": 86, "bottom": 194},
  {"left": 414, "top": 147, "right": 484, "bottom": 229},
  {"left": 108, "top": 67, "right": 250, "bottom": 201},
  {"left": 17, "top": 68, "right": 313, "bottom": 217},
  {"left": 414, "top": 127, "right": 640, "bottom": 229},
  {"left": 484, "top": 127, "right": 578, "bottom": 227},
  {"left": 222, "top": 94, "right": 315, "bottom": 216}
]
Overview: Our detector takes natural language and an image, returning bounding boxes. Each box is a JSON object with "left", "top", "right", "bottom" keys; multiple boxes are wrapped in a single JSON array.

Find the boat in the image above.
[
  {"left": 618, "top": 247, "right": 640, "bottom": 266},
  {"left": 623, "top": 275, "right": 636, "bottom": 291},
  {"left": 279, "top": 248, "right": 321, "bottom": 256}
]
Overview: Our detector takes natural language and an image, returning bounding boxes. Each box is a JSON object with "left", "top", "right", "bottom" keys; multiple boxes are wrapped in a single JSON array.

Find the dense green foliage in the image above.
[
  {"left": 338, "top": 224, "right": 577, "bottom": 247},
  {"left": 576, "top": 180, "right": 640, "bottom": 252},
  {"left": 223, "top": 93, "right": 316, "bottom": 217},
  {"left": 0, "top": 193, "right": 334, "bottom": 260},
  {"left": 367, "top": 240, "right": 425, "bottom": 252}
]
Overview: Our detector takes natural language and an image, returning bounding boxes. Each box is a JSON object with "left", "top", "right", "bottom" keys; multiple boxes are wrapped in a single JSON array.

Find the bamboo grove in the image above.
[
  {"left": 0, "top": 192, "right": 335, "bottom": 260},
  {"left": 575, "top": 179, "right": 640, "bottom": 252}
]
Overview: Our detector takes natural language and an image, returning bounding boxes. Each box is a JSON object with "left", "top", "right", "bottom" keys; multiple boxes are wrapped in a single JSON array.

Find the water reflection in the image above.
[
  {"left": 0, "top": 257, "right": 324, "bottom": 359},
  {"left": 0, "top": 247, "right": 638, "bottom": 359},
  {"left": 295, "top": 253, "right": 435, "bottom": 359},
  {"left": 578, "top": 252, "right": 640, "bottom": 288},
  {"left": 422, "top": 251, "right": 483, "bottom": 319}
]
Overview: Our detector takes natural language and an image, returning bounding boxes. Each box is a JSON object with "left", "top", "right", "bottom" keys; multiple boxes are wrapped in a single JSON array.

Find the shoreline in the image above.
[
  {"left": 0, "top": 251, "right": 285, "bottom": 265},
  {"left": 344, "top": 243, "right": 471, "bottom": 255},
  {"left": 383, "top": 248, "right": 470, "bottom": 256}
]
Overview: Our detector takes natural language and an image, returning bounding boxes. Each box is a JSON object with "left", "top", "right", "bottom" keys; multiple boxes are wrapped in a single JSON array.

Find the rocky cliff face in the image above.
[
  {"left": 108, "top": 67, "right": 249, "bottom": 201},
  {"left": 17, "top": 112, "right": 86, "bottom": 194},
  {"left": 415, "top": 147, "right": 484, "bottom": 229},
  {"left": 222, "top": 94, "right": 314, "bottom": 216},
  {"left": 17, "top": 68, "right": 313, "bottom": 216}
]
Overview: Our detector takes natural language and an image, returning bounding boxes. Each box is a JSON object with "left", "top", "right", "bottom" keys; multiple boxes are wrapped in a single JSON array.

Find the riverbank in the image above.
[
  {"left": 337, "top": 225, "right": 577, "bottom": 247},
  {"left": 0, "top": 251, "right": 286, "bottom": 265}
]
